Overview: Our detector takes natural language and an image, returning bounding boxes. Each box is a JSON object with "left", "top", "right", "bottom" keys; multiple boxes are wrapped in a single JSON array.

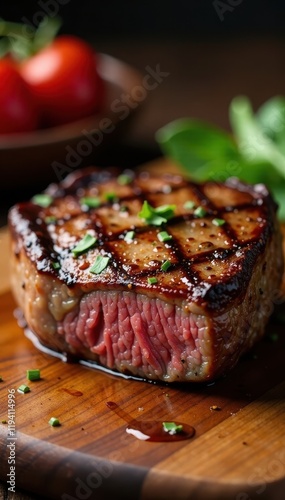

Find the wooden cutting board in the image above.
[{"left": 1, "top": 163, "right": 285, "bottom": 500}]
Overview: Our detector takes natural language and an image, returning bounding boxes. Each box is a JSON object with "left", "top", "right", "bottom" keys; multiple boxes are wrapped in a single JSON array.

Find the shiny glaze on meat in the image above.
[{"left": 9, "top": 168, "right": 279, "bottom": 312}]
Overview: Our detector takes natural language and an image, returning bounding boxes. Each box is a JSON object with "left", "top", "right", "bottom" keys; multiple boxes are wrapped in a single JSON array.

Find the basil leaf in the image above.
[
  {"left": 270, "top": 184, "right": 285, "bottom": 220},
  {"left": 156, "top": 118, "right": 239, "bottom": 181},
  {"left": 256, "top": 96, "right": 285, "bottom": 142},
  {"left": 229, "top": 96, "right": 285, "bottom": 180}
]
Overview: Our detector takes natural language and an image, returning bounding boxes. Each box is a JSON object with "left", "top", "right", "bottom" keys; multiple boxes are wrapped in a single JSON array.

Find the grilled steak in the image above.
[{"left": 8, "top": 168, "right": 283, "bottom": 382}]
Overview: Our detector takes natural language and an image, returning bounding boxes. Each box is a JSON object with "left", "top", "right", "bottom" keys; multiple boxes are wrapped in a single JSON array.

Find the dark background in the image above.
[{"left": 2, "top": 0, "right": 285, "bottom": 39}]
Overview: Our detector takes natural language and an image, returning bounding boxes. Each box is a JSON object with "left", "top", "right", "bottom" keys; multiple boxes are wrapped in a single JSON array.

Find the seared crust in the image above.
[{"left": 8, "top": 168, "right": 282, "bottom": 314}]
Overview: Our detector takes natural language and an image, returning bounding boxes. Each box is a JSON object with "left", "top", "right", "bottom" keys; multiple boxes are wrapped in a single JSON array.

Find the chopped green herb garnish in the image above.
[
  {"left": 194, "top": 206, "right": 207, "bottom": 218},
  {"left": 32, "top": 194, "right": 53, "bottom": 208},
  {"left": 138, "top": 201, "right": 176, "bottom": 226},
  {"left": 157, "top": 230, "right": 172, "bottom": 243},
  {"left": 212, "top": 218, "right": 225, "bottom": 226},
  {"left": 52, "top": 262, "right": 60, "bottom": 270},
  {"left": 1, "top": 420, "right": 7, "bottom": 424},
  {"left": 124, "top": 230, "right": 135, "bottom": 242},
  {"left": 44, "top": 215, "right": 57, "bottom": 224},
  {"left": 18, "top": 384, "right": 30, "bottom": 394},
  {"left": 162, "top": 421, "right": 183, "bottom": 435},
  {"left": 80, "top": 196, "right": 100, "bottom": 208},
  {"left": 161, "top": 260, "right": 171, "bottom": 272},
  {"left": 105, "top": 192, "right": 118, "bottom": 203},
  {"left": 183, "top": 201, "right": 195, "bottom": 210},
  {"left": 72, "top": 234, "right": 97, "bottom": 257},
  {"left": 148, "top": 277, "right": 158, "bottom": 285},
  {"left": 117, "top": 173, "right": 132, "bottom": 185},
  {"left": 89, "top": 255, "right": 110, "bottom": 274},
  {"left": 49, "top": 417, "right": 60, "bottom": 427},
  {"left": 26, "top": 369, "right": 41, "bottom": 381}
]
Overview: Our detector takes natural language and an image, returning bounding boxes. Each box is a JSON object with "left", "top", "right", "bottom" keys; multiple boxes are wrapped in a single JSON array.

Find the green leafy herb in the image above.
[
  {"left": 72, "top": 234, "right": 97, "bottom": 257},
  {"left": 138, "top": 201, "right": 176, "bottom": 226},
  {"left": 148, "top": 277, "right": 158, "bottom": 285},
  {"left": 162, "top": 421, "right": 183, "bottom": 435},
  {"left": 212, "top": 218, "right": 225, "bottom": 227},
  {"left": 18, "top": 384, "right": 30, "bottom": 394},
  {"left": 156, "top": 97, "right": 285, "bottom": 220},
  {"left": 89, "top": 255, "right": 110, "bottom": 274},
  {"left": 194, "top": 206, "right": 207, "bottom": 218},
  {"left": 124, "top": 230, "right": 135, "bottom": 242},
  {"left": 256, "top": 96, "right": 285, "bottom": 145},
  {"left": 230, "top": 96, "right": 285, "bottom": 178},
  {"left": 1, "top": 420, "right": 7, "bottom": 424},
  {"left": 156, "top": 118, "right": 239, "bottom": 183},
  {"left": 80, "top": 196, "right": 100, "bottom": 208},
  {"left": 49, "top": 417, "right": 60, "bottom": 427},
  {"left": 157, "top": 231, "right": 172, "bottom": 242},
  {"left": 26, "top": 369, "right": 41, "bottom": 381},
  {"left": 117, "top": 173, "right": 132, "bottom": 185},
  {"left": 32, "top": 194, "right": 53, "bottom": 208},
  {"left": 161, "top": 260, "right": 171, "bottom": 272},
  {"left": 183, "top": 200, "right": 196, "bottom": 210}
]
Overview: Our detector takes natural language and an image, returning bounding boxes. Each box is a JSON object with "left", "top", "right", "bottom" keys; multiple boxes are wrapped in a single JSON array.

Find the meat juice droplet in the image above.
[
  {"left": 106, "top": 401, "right": 195, "bottom": 442},
  {"left": 61, "top": 388, "right": 83, "bottom": 397}
]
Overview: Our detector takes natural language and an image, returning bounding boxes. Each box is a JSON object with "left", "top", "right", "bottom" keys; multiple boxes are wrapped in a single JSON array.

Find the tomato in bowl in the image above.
[{"left": 0, "top": 19, "right": 143, "bottom": 188}]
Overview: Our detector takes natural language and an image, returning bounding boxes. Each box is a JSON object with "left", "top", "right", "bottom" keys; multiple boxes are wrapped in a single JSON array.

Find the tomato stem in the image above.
[
  {"left": 0, "top": 16, "right": 61, "bottom": 60},
  {"left": 0, "top": 18, "right": 36, "bottom": 37}
]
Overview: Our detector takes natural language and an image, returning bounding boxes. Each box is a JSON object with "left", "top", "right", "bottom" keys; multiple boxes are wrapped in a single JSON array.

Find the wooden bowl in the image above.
[{"left": 0, "top": 54, "right": 143, "bottom": 190}]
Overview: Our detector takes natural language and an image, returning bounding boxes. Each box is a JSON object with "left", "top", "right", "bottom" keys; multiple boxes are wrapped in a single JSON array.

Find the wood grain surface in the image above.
[{"left": 1, "top": 160, "right": 285, "bottom": 500}]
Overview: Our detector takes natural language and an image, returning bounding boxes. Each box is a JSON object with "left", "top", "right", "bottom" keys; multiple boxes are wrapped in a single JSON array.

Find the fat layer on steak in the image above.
[{"left": 8, "top": 168, "right": 284, "bottom": 382}]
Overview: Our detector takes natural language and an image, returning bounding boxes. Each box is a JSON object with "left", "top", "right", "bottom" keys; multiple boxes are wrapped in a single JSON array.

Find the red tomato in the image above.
[
  {"left": 20, "top": 36, "right": 104, "bottom": 127},
  {"left": 0, "top": 60, "right": 39, "bottom": 134}
]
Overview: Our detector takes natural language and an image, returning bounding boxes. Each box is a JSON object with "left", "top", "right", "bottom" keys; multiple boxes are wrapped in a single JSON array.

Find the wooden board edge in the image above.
[
  {"left": 140, "top": 468, "right": 285, "bottom": 500},
  {"left": 0, "top": 427, "right": 148, "bottom": 500},
  {"left": 1, "top": 417, "right": 284, "bottom": 500}
]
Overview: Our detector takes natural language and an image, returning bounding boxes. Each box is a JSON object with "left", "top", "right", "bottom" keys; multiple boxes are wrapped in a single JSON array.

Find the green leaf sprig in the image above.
[{"left": 156, "top": 96, "right": 285, "bottom": 220}]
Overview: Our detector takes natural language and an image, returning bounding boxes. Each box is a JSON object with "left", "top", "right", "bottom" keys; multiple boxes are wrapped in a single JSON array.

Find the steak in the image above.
[{"left": 8, "top": 168, "right": 284, "bottom": 382}]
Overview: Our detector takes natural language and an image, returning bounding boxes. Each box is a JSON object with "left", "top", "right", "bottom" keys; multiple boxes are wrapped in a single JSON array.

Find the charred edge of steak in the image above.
[{"left": 8, "top": 168, "right": 282, "bottom": 314}]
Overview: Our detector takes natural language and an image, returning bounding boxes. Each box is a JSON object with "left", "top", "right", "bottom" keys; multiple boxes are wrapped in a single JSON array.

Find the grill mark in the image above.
[{"left": 9, "top": 170, "right": 276, "bottom": 305}]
